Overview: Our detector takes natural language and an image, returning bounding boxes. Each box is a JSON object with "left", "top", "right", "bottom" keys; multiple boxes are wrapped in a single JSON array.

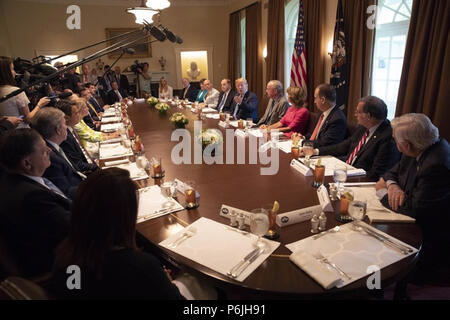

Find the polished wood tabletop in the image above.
[{"left": 126, "top": 101, "right": 422, "bottom": 299}]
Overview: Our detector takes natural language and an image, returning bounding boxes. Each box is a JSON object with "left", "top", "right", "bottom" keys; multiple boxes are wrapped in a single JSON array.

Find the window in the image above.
[
  {"left": 371, "top": 0, "right": 412, "bottom": 119},
  {"left": 240, "top": 11, "right": 246, "bottom": 78},
  {"left": 284, "top": 0, "right": 299, "bottom": 88}
]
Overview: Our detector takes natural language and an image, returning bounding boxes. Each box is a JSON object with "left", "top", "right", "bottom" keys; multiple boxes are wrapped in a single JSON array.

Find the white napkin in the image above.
[
  {"left": 289, "top": 250, "right": 341, "bottom": 289},
  {"left": 105, "top": 162, "right": 148, "bottom": 180},
  {"left": 248, "top": 129, "right": 263, "bottom": 138},
  {"left": 101, "top": 122, "right": 123, "bottom": 132},
  {"left": 275, "top": 140, "right": 292, "bottom": 153},
  {"left": 99, "top": 143, "right": 133, "bottom": 159},
  {"left": 201, "top": 107, "right": 217, "bottom": 113},
  {"left": 137, "top": 186, "right": 184, "bottom": 222},
  {"left": 101, "top": 116, "right": 121, "bottom": 124},
  {"left": 205, "top": 113, "right": 220, "bottom": 119}
]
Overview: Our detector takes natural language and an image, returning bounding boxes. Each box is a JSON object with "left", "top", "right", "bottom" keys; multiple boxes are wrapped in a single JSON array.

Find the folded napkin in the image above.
[
  {"left": 101, "top": 116, "right": 121, "bottom": 124},
  {"left": 205, "top": 113, "right": 220, "bottom": 119},
  {"left": 290, "top": 250, "right": 341, "bottom": 289},
  {"left": 275, "top": 140, "right": 292, "bottom": 153},
  {"left": 202, "top": 107, "right": 217, "bottom": 113}
]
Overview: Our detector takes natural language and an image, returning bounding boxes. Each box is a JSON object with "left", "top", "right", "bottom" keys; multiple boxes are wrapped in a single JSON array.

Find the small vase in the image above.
[{"left": 174, "top": 122, "right": 185, "bottom": 129}]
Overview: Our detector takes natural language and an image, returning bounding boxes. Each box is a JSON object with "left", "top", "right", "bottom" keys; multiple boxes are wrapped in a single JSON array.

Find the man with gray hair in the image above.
[
  {"left": 376, "top": 113, "right": 450, "bottom": 284},
  {"left": 31, "top": 107, "right": 84, "bottom": 198},
  {"left": 310, "top": 96, "right": 399, "bottom": 180},
  {"left": 257, "top": 80, "right": 289, "bottom": 126}
]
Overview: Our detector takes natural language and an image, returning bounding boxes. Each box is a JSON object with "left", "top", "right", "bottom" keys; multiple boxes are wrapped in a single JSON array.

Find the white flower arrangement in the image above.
[
  {"left": 155, "top": 102, "right": 169, "bottom": 113},
  {"left": 146, "top": 97, "right": 158, "bottom": 106},
  {"left": 169, "top": 112, "right": 189, "bottom": 127},
  {"left": 197, "top": 129, "right": 223, "bottom": 147}
]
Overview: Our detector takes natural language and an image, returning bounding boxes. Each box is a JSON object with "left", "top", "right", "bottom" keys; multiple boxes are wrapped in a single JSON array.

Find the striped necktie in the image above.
[
  {"left": 346, "top": 130, "right": 369, "bottom": 165},
  {"left": 310, "top": 114, "right": 324, "bottom": 140},
  {"left": 42, "top": 177, "right": 68, "bottom": 199}
]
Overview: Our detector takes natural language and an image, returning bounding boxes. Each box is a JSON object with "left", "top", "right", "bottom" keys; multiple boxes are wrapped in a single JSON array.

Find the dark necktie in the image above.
[{"left": 265, "top": 100, "right": 276, "bottom": 124}]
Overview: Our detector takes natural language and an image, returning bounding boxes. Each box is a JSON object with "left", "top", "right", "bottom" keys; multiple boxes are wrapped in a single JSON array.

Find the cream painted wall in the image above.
[
  {"left": 1, "top": 0, "right": 337, "bottom": 90},
  {"left": 0, "top": 0, "right": 228, "bottom": 89}
]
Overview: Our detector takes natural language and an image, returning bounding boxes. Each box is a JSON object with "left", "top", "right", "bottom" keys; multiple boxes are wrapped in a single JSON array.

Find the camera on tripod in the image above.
[{"left": 130, "top": 60, "right": 145, "bottom": 74}]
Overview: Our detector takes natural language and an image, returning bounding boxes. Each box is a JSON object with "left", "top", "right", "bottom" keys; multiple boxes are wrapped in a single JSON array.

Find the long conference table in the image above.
[{"left": 123, "top": 100, "right": 422, "bottom": 299}]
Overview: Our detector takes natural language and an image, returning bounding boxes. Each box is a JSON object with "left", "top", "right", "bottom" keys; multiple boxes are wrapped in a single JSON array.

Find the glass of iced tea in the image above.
[
  {"left": 184, "top": 181, "right": 198, "bottom": 209},
  {"left": 312, "top": 162, "right": 325, "bottom": 188},
  {"left": 291, "top": 146, "right": 300, "bottom": 160},
  {"left": 219, "top": 112, "right": 225, "bottom": 122},
  {"left": 339, "top": 189, "right": 354, "bottom": 221},
  {"left": 151, "top": 157, "right": 163, "bottom": 178}
]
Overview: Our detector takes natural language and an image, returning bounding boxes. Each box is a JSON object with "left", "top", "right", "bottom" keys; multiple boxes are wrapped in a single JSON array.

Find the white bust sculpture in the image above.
[{"left": 187, "top": 61, "right": 201, "bottom": 80}]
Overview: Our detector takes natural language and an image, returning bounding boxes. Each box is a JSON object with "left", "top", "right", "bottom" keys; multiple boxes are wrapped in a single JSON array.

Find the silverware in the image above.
[
  {"left": 140, "top": 208, "right": 170, "bottom": 222},
  {"left": 314, "top": 252, "right": 351, "bottom": 280},
  {"left": 224, "top": 226, "right": 251, "bottom": 236},
  {"left": 313, "top": 226, "right": 340, "bottom": 240},
  {"left": 227, "top": 247, "right": 259, "bottom": 277},
  {"left": 231, "top": 247, "right": 265, "bottom": 279},
  {"left": 354, "top": 221, "right": 413, "bottom": 254},
  {"left": 167, "top": 227, "right": 197, "bottom": 248}
]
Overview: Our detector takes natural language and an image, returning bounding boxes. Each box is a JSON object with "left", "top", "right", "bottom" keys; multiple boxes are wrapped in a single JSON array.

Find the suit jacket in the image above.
[
  {"left": 257, "top": 96, "right": 289, "bottom": 126},
  {"left": 89, "top": 96, "right": 104, "bottom": 113},
  {"left": 0, "top": 172, "right": 71, "bottom": 276},
  {"left": 60, "top": 129, "right": 98, "bottom": 173},
  {"left": 216, "top": 89, "right": 236, "bottom": 113},
  {"left": 107, "top": 88, "right": 127, "bottom": 105},
  {"left": 306, "top": 106, "right": 347, "bottom": 148},
  {"left": 182, "top": 85, "right": 199, "bottom": 102},
  {"left": 117, "top": 74, "right": 130, "bottom": 95},
  {"left": 319, "top": 120, "right": 399, "bottom": 180},
  {"left": 381, "top": 139, "right": 450, "bottom": 269},
  {"left": 231, "top": 91, "right": 259, "bottom": 123},
  {"left": 43, "top": 141, "right": 83, "bottom": 199}
]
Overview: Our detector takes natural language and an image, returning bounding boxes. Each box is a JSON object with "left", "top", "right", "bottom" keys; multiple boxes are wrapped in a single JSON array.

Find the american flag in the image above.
[{"left": 290, "top": 0, "right": 307, "bottom": 96}]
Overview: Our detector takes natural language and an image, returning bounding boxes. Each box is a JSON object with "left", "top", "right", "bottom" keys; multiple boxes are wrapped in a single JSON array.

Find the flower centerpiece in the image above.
[
  {"left": 155, "top": 102, "right": 169, "bottom": 114},
  {"left": 146, "top": 96, "right": 158, "bottom": 108},
  {"left": 169, "top": 112, "right": 189, "bottom": 128},
  {"left": 196, "top": 129, "right": 223, "bottom": 155}
]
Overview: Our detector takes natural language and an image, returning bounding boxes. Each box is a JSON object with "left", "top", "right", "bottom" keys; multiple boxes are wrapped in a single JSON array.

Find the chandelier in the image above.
[{"left": 127, "top": 0, "right": 171, "bottom": 25}]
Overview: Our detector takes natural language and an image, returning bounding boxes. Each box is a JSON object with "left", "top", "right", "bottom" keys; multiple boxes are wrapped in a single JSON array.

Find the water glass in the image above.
[
  {"left": 333, "top": 164, "right": 347, "bottom": 193},
  {"left": 250, "top": 208, "right": 269, "bottom": 248},
  {"left": 348, "top": 200, "right": 367, "bottom": 223}
]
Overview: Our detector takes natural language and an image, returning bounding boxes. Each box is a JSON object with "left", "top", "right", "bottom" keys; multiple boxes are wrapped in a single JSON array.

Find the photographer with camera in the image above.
[
  {"left": 132, "top": 61, "right": 151, "bottom": 97},
  {"left": 0, "top": 57, "right": 50, "bottom": 128}
]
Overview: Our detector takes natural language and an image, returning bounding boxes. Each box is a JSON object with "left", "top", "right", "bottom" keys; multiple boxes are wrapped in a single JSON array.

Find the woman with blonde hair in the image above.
[
  {"left": 158, "top": 77, "right": 173, "bottom": 100},
  {"left": 260, "top": 86, "right": 309, "bottom": 138}
]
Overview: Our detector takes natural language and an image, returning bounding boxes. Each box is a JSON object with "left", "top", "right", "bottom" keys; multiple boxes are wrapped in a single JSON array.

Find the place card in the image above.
[
  {"left": 218, "top": 121, "right": 227, "bottom": 128},
  {"left": 290, "top": 159, "right": 313, "bottom": 176},
  {"left": 234, "top": 129, "right": 247, "bottom": 138},
  {"left": 317, "top": 185, "right": 333, "bottom": 212},
  {"left": 276, "top": 205, "right": 322, "bottom": 227}
]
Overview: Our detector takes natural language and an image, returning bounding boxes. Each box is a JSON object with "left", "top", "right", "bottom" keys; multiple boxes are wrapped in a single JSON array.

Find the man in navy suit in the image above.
[
  {"left": 313, "top": 96, "right": 399, "bottom": 180},
  {"left": 56, "top": 100, "right": 99, "bottom": 174},
  {"left": 181, "top": 78, "right": 199, "bottom": 102},
  {"left": 31, "top": 107, "right": 84, "bottom": 199},
  {"left": 107, "top": 80, "right": 127, "bottom": 105},
  {"left": 230, "top": 78, "right": 258, "bottom": 123},
  {"left": 0, "top": 129, "right": 71, "bottom": 276},
  {"left": 376, "top": 113, "right": 450, "bottom": 284},
  {"left": 300, "top": 84, "right": 347, "bottom": 148},
  {"left": 85, "top": 82, "right": 109, "bottom": 114},
  {"left": 215, "top": 78, "right": 236, "bottom": 113}
]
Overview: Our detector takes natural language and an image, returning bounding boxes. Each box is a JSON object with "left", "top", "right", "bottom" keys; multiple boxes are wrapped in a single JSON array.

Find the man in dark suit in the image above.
[
  {"left": 181, "top": 77, "right": 199, "bottom": 102},
  {"left": 300, "top": 84, "right": 347, "bottom": 148},
  {"left": 0, "top": 129, "right": 71, "bottom": 276},
  {"left": 313, "top": 96, "right": 399, "bottom": 180},
  {"left": 114, "top": 66, "right": 130, "bottom": 95},
  {"left": 85, "top": 82, "right": 109, "bottom": 114},
  {"left": 56, "top": 100, "right": 99, "bottom": 174},
  {"left": 107, "top": 80, "right": 127, "bottom": 105},
  {"left": 231, "top": 78, "right": 259, "bottom": 123},
  {"left": 376, "top": 113, "right": 450, "bottom": 284},
  {"left": 31, "top": 107, "right": 84, "bottom": 198},
  {"left": 215, "top": 79, "right": 236, "bottom": 113}
]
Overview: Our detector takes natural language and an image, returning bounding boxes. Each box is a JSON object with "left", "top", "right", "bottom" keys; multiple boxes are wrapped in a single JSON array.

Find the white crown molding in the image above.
[{"left": 10, "top": 0, "right": 236, "bottom": 7}]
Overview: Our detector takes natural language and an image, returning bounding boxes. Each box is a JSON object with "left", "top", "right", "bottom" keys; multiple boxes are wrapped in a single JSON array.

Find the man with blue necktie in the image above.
[{"left": 0, "top": 128, "right": 71, "bottom": 276}]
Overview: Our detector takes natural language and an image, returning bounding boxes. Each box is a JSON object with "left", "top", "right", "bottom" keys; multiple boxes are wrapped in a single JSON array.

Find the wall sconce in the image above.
[
  {"left": 327, "top": 39, "right": 333, "bottom": 57},
  {"left": 263, "top": 45, "right": 267, "bottom": 59}
]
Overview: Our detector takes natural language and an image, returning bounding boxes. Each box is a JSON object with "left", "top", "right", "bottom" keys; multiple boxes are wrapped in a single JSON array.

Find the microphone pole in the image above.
[{"left": 0, "top": 33, "right": 150, "bottom": 103}]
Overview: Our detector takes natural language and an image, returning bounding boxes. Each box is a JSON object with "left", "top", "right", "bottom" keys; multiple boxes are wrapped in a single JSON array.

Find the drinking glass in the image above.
[
  {"left": 225, "top": 112, "right": 231, "bottom": 124},
  {"left": 151, "top": 157, "right": 163, "bottom": 178},
  {"left": 302, "top": 140, "right": 314, "bottom": 164},
  {"left": 312, "top": 163, "right": 325, "bottom": 188},
  {"left": 184, "top": 180, "right": 198, "bottom": 209},
  {"left": 250, "top": 208, "right": 270, "bottom": 249},
  {"left": 246, "top": 118, "right": 254, "bottom": 129},
  {"left": 219, "top": 112, "right": 225, "bottom": 122},
  {"left": 160, "top": 181, "right": 176, "bottom": 209},
  {"left": 291, "top": 146, "right": 300, "bottom": 160},
  {"left": 339, "top": 189, "right": 354, "bottom": 221},
  {"left": 348, "top": 200, "right": 367, "bottom": 229},
  {"left": 333, "top": 164, "right": 347, "bottom": 194}
]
